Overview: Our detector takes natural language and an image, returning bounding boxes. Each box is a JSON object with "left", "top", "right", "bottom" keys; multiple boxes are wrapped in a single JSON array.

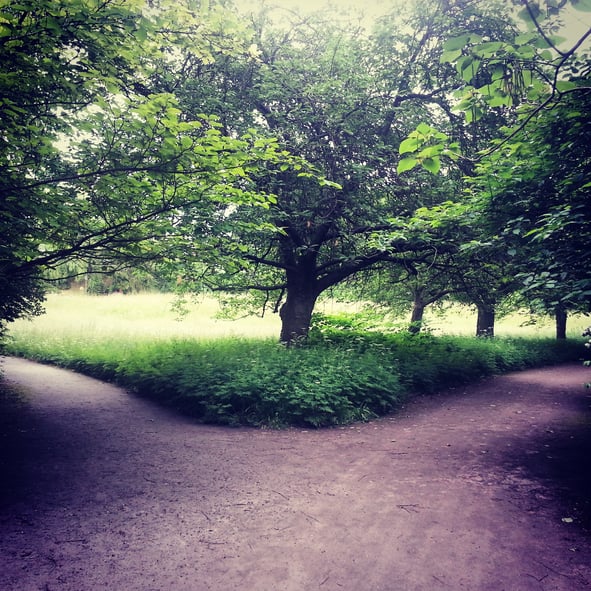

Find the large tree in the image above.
[
  {"left": 454, "top": 1, "right": 591, "bottom": 322},
  {"left": 173, "top": 0, "right": 517, "bottom": 343},
  {"left": 395, "top": 0, "right": 591, "bottom": 334},
  {"left": 471, "top": 90, "right": 591, "bottom": 323}
]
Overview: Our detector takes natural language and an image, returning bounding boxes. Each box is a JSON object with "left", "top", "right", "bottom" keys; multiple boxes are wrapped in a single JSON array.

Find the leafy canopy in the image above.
[{"left": 0, "top": 0, "right": 311, "bottom": 332}]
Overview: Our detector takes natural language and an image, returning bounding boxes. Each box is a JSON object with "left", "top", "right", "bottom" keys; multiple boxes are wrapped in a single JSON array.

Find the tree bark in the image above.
[
  {"left": 555, "top": 306, "right": 567, "bottom": 340},
  {"left": 279, "top": 288, "right": 319, "bottom": 345},
  {"left": 476, "top": 304, "right": 495, "bottom": 337},
  {"left": 408, "top": 299, "right": 425, "bottom": 334}
]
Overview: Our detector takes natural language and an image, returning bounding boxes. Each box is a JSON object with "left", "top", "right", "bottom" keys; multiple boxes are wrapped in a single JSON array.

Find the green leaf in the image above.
[
  {"left": 489, "top": 64, "right": 506, "bottom": 82},
  {"left": 416, "top": 122, "right": 434, "bottom": 135},
  {"left": 442, "top": 35, "right": 471, "bottom": 51},
  {"left": 136, "top": 24, "right": 148, "bottom": 42},
  {"left": 399, "top": 137, "right": 420, "bottom": 154},
  {"left": 516, "top": 45, "right": 536, "bottom": 58},
  {"left": 517, "top": 4, "right": 542, "bottom": 24},
  {"left": 418, "top": 145, "right": 443, "bottom": 158},
  {"left": 487, "top": 94, "right": 512, "bottom": 107},
  {"left": 456, "top": 55, "right": 471, "bottom": 77},
  {"left": 465, "top": 106, "right": 483, "bottom": 123},
  {"left": 549, "top": 35, "right": 567, "bottom": 46},
  {"left": 397, "top": 157, "right": 418, "bottom": 174},
  {"left": 474, "top": 41, "right": 505, "bottom": 57},
  {"left": 421, "top": 157, "right": 441, "bottom": 174},
  {"left": 440, "top": 49, "right": 462, "bottom": 64},
  {"left": 514, "top": 32, "right": 537, "bottom": 45},
  {"left": 461, "top": 58, "right": 481, "bottom": 82},
  {"left": 556, "top": 80, "right": 578, "bottom": 92}
]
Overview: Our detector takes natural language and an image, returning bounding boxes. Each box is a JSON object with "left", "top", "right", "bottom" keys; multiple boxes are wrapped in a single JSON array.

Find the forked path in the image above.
[{"left": 1, "top": 356, "right": 591, "bottom": 591}]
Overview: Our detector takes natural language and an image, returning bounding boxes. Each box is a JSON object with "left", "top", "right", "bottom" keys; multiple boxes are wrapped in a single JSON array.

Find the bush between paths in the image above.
[{"left": 3, "top": 323, "right": 585, "bottom": 428}]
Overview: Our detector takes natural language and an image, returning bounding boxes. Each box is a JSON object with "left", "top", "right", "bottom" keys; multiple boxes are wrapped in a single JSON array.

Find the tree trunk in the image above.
[
  {"left": 408, "top": 300, "right": 425, "bottom": 334},
  {"left": 476, "top": 304, "right": 495, "bottom": 337},
  {"left": 279, "top": 288, "right": 319, "bottom": 345},
  {"left": 555, "top": 306, "right": 567, "bottom": 340}
]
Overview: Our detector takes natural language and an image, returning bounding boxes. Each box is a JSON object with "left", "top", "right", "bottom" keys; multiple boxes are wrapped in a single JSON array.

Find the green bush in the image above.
[
  {"left": 137, "top": 341, "right": 403, "bottom": 427},
  {"left": 3, "top": 315, "right": 587, "bottom": 427},
  {"left": 308, "top": 319, "right": 586, "bottom": 393}
]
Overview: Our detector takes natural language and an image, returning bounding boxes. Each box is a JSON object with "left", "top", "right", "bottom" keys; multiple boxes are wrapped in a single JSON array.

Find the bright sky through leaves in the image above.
[{"left": 237, "top": 0, "right": 590, "bottom": 46}]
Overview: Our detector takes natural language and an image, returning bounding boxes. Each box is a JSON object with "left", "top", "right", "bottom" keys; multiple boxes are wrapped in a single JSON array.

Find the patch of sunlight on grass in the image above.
[
  {"left": 7, "top": 292, "right": 589, "bottom": 344},
  {"left": 8, "top": 291, "right": 281, "bottom": 342},
  {"left": 425, "top": 307, "right": 589, "bottom": 338}
]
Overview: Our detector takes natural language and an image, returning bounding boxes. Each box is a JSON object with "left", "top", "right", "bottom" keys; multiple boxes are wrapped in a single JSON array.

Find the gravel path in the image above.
[{"left": 1, "top": 356, "right": 590, "bottom": 591}]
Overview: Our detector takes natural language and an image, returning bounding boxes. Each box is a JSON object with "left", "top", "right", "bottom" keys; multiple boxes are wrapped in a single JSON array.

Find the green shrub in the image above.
[
  {"left": 3, "top": 314, "right": 587, "bottom": 428},
  {"left": 116, "top": 340, "right": 403, "bottom": 428},
  {"left": 308, "top": 321, "right": 586, "bottom": 393}
]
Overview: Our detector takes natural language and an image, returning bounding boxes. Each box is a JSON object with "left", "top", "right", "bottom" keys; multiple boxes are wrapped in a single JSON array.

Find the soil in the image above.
[{"left": 1, "top": 356, "right": 591, "bottom": 591}]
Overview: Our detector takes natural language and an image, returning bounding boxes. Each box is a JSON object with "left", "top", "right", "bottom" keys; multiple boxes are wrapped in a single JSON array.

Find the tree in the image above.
[
  {"left": 0, "top": 0, "right": 297, "bottom": 335},
  {"left": 470, "top": 90, "right": 591, "bottom": 326},
  {"left": 172, "top": 0, "right": 517, "bottom": 344},
  {"left": 1, "top": 0, "right": 150, "bottom": 330},
  {"left": 389, "top": 199, "right": 524, "bottom": 337},
  {"left": 396, "top": 0, "right": 591, "bottom": 335},
  {"left": 374, "top": 265, "right": 454, "bottom": 334}
]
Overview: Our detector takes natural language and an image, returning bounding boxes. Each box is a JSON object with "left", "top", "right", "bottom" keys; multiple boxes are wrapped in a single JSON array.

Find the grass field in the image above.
[
  {"left": 6, "top": 291, "right": 589, "bottom": 342},
  {"left": 5, "top": 291, "right": 280, "bottom": 341},
  {"left": 3, "top": 292, "right": 588, "bottom": 428}
]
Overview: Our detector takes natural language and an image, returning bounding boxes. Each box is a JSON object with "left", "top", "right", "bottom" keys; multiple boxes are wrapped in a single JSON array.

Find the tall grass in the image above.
[
  {"left": 3, "top": 292, "right": 588, "bottom": 427},
  {"left": 7, "top": 291, "right": 281, "bottom": 340}
]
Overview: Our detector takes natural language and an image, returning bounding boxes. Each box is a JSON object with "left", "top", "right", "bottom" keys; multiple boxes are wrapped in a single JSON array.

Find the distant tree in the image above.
[{"left": 379, "top": 267, "right": 455, "bottom": 334}]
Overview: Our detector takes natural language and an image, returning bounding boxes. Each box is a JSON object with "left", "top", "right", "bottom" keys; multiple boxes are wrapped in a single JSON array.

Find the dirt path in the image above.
[{"left": 1, "top": 357, "right": 590, "bottom": 591}]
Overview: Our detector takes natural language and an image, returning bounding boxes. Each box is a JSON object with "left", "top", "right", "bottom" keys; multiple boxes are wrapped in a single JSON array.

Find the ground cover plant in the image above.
[
  {"left": 2, "top": 293, "right": 588, "bottom": 428},
  {"left": 308, "top": 317, "right": 585, "bottom": 394}
]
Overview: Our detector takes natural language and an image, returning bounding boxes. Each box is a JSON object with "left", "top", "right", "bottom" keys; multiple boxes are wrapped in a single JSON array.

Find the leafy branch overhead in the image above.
[
  {"left": 398, "top": 0, "right": 591, "bottom": 172},
  {"left": 0, "top": 0, "right": 327, "bottom": 336},
  {"left": 397, "top": 123, "right": 460, "bottom": 174}
]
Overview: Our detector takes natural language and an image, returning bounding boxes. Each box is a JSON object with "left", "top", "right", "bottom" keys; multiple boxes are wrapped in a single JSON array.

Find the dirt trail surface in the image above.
[{"left": 1, "top": 357, "right": 591, "bottom": 591}]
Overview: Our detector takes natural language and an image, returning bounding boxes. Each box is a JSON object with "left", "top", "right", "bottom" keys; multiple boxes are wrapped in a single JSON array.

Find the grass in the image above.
[
  {"left": 2, "top": 292, "right": 589, "bottom": 428},
  {"left": 7, "top": 291, "right": 281, "bottom": 340},
  {"left": 7, "top": 291, "right": 590, "bottom": 341}
]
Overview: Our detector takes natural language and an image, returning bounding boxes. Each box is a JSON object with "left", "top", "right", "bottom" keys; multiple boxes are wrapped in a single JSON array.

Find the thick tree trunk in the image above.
[
  {"left": 555, "top": 307, "right": 567, "bottom": 340},
  {"left": 476, "top": 304, "right": 495, "bottom": 337},
  {"left": 279, "top": 289, "right": 318, "bottom": 345},
  {"left": 408, "top": 300, "right": 425, "bottom": 334}
]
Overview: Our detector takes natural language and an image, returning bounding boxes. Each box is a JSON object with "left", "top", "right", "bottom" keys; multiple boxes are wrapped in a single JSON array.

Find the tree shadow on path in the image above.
[{"left": 497, "top": 386, "right": 591, "bottom": 532}]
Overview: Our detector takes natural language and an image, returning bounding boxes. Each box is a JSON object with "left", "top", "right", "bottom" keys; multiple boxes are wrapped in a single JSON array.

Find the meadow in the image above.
[{"left": 3, "top": 292, "right": 589, "bottom": 427}]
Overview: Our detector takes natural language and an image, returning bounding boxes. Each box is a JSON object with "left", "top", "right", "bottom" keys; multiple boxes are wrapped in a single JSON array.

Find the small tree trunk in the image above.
[
  {"left": 279, "top": 289, "right": 318, "bottom": 345},
  {"left": 408, "top": 300, "right": 425, "bottom": 334},
  {"left": 555, "top": 306, "right": 567, "bottom": 340},
  {"left": 476, "top": 304, "right": 495, "bottom": 337}
]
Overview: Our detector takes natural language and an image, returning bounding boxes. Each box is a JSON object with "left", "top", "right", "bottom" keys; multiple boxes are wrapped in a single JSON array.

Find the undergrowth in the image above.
[{"left": 2, "top": 313, "right": 586, "bottom": 428}]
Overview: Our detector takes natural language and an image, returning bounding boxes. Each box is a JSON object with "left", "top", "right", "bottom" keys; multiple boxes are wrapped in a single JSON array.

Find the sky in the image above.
[
  {"left": 236, "top": 0, "right": 390, "bottom": 22},
  {"left": 234, "top": 0, "right": 591, "bottom": 48}
]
